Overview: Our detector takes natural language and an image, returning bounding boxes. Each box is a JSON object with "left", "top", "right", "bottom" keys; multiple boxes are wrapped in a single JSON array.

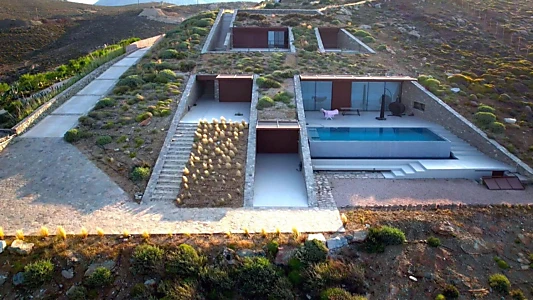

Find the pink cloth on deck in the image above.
[{"left": 321, "top": 108, "right": 339, "bottom": 120}]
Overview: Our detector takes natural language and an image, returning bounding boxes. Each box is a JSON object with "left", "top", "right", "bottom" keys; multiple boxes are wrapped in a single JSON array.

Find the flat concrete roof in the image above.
[
  {"left": 257, "top": 120, "right": 300, "bottom": 129},
  {"left": 216, "top": 74, "right": 254, "bottom": 79},
  {"left": 300, "top": 75, "right": 417, "bottom": 82}
]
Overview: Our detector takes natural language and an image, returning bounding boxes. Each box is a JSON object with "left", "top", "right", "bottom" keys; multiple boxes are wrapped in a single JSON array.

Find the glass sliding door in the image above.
[
  {"left": 300, "top": 81, "right": 332, "bottom": 110},
  {"left": 366, "top": 82, "right": 385, "bottom": 111},
  {"left": 268, "top": 31, "right": 285, "bottom": 48},
  {"left": 351, "top": 82, "right": 366, "bottom": 110}
]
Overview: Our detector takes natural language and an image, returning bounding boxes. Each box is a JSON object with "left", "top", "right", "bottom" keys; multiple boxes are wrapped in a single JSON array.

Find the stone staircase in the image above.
[{"left": 151, "top": 123, "right": 196, "bottom": 201}]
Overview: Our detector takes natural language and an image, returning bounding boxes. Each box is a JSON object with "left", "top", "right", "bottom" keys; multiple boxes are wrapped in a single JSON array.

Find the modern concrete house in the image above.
[{"left": 232, "top": 27, "right": 290, "bottom": 50}]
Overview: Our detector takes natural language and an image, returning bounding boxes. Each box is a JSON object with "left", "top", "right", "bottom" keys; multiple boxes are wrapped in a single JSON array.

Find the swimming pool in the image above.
[{"left": 308, "top": 127, "right": 451, "bottom": 158}]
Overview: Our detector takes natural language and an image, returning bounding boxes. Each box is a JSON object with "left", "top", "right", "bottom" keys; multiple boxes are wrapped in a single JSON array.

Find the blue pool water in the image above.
[{"left": 309, "top": 127, "right": 445, "bottom": 142}]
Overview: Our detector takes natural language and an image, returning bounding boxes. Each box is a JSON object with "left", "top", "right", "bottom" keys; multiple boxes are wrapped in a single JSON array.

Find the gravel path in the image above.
[{"left": 331, "top": 178, "right": 533, "bottom": 207}]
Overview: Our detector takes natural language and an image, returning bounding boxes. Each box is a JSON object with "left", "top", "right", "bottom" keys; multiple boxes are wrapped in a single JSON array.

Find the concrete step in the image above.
[
  {"left": 409, "top": 162, "right": 426, "bottom": 172},
  {"left": 391, "top": 169, "right": 406, "bottom": 177},
  {"left": 154, "top": 184, "right": 181, "bottom": 190}
]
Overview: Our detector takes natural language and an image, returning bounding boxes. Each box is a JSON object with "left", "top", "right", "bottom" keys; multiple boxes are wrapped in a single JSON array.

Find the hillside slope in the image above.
[{"left": 95, "top": 0, "right": 259, "bottom": 6}]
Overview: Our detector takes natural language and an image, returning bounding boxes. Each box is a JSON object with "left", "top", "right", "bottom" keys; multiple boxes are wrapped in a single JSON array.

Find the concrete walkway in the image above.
[{"left": 23, "top": 48, "right": 150, "bottom": 138}]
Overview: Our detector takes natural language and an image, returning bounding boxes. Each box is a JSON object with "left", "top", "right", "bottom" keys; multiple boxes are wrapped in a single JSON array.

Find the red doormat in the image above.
[{"left": 482, "top": 176, "right": 525, "bottom": 190}]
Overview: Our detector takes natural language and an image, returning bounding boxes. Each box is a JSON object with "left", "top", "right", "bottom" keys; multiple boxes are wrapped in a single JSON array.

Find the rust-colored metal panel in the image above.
[
  {"left": 318, "top": 28, "right": 340, "bottom": 49},
  {"left": 218, "top": 78, "right": 252, "bottom": 102},
  {"left": 256, "top": 128, "right": 299, "bottom": 153},
  {"left": 232, "top": 27, "right": 288, "bottom": 48},
  {"left": 331, "top": 80, "right": 352, "bottom": 109},
  {"left": 196, "top": 74, "right": 218, "bottom": 81}
]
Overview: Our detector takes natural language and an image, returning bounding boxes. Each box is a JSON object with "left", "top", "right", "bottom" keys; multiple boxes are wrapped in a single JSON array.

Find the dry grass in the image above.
[
  {"left": 0, "top": 226, "right": 3, "bottom": 240},
  {"left": 15, "top": 230, "right": 24, "bottom": 240},
  {"left": 142, "top": 231, "right": 150, "bottom": 240},
  {"left": 39, "top": 226, "right": 49, "bottom": 238},
  {"left": 96, "top": 227, "right": 105, "bottom": 237},
  {"left": 57, "top": 226, "right": 67, "bottom": 240},
  {"left": 80, "top": 227, "right": 89, "bottom": 239}
]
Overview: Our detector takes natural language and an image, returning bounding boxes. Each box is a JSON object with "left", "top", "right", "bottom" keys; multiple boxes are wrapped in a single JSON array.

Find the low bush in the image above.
[
  {"left": 131, "top": 166, "right": 151, "bottom": 182},
  {"left": 257, "top": 96, "right": 275, "bottom": 110},
  {"left": 85, "top": 267, "right": 113, "bottom": 288},
  {"left": 489, "top": 122, "right": 505, "bottom": 134},
  {"left": 95, "top": 135, "right": 112, "bottom": 146},
  {"left": 95, "top": 98, "right": 116, "bottom": 109},
  {"left": 474, "top": 112, "right": 497, "bottom": 128},
  {"left": 135, "top": 112, "right": 153, "bottom": 122},
  {"left": 200, "top": 267, "right": 234, "bottom": 299},
  {"left": 157, "top": 280, "right": 199, "bottom": 299},
  {"left": 235, "top": 257, "right": 294, "bottom": 299},
  {"left": 195, "top": 18, "right": 214, "bottom": 27},
  {"left": 132, "top": 244, "right": 164, "bottom": 274},
  {"left": 179, "top": 60, "right": 196, "bottom": 72},
  {"left": 362, "top": 36, "right": 376, "bottom": 44},
  {"left": 435, "top": 294, "right": 445, "bottom": 300},
  {"left": 510, "top": 289, "right": 526, "bottom": 300},
  {"left": 364, "top": 226, "right": 406, "bottom": 253},
  {"left": 493, "top": 256, "right": 510, "bottom": 269},
  {"left": 295, "top": 239, "right": 329, "bottom": 265},
  {"left": 320, "top": 287, "right": 367, "bottom": 300},
  {"left": 64, "top": 129, "right": 81, "bottom": 143},
  {"left": 193, "top": 27, "right": 209, "bottom": 35},
  {"left": 303, "top": 260, "right": 366, "bottom": 295},
  {"left": 427, "top": 236, "right": 441, "bottom": 247},
  {"left": 117, "top": 75, "right": 144, "bottom": 89},
  {"left": 477, "top": 105, "right": 496, "bottom": 113},
  {"left": 155, "top": 69, "right": 177, "bottom": 84},
  {"left": 273, "top": 91, "right": 293, "bottom": 104},
  {"left": 257, "top": 76, "right": 282, "bottom": 88},
  {"left": 352, "top": 29, "right": 372, "bottom": 38},
  {"left": 166, "top": 244, "right": 206, "bottom": 278},
  {"left": 266, "top": 240, "right": 279, "bottom": 257},
  {"left": 24, "top": 259, "right": 54, "bottom": 288},
  {"left": 67, "top": 285, "right": 88, "bottom": 299},
  {"left": 442, "top": 284, "right": 459, "bottom": 298},
  {"left": 160, "top": 49, "right": 186, "bottom": 59},
  {"left": 488, "top": 273, "right": 511, "bottom": 294},
  {"left": 130, "top": 283, "right": 151, "bottom": 299}
]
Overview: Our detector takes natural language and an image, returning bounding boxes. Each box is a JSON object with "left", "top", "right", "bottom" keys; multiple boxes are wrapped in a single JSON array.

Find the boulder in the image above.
[
  {"left": 84, "top": 260, "right": 115, "bottom": 277},
  {"left": 144, "top": 279, "right": 157, "bottom": 286},
  {"left": 408, "top": 30, "right": 421, "bottom": 39},
  {"left": 274, "top": 246, "right": 298, "bottom": 266},
  {"left": 432, "top": 221, "right": 456, "bottom": 236},
  {"left": 62, "top": 268, "right": 74, "bottom": 279},
  {"left": 0, "top": 271, "right": 8, "bottom": 286},
  {"left": 237, "top": 249, "right": 265, "bottom": 258},
  {"left": 326, "top": 236, "right": 348, "bottom": 250},
  {"left": 307, "top": 233, "right": 326, "bottom": 243},
  {"left": 359, "top": 25, "right": 372, "bottom": 30},
  {"left": 8, "top": 240, "right": 34, "bottom": 255},
  {"left": 347, "top": 230, "right": 368, "bottom": 243},
  {"left": 504, "top": 118, "right": 516, "bottom": 124},
  {"left": 12, "top": 272, "right": 24, "bottom": 286}
]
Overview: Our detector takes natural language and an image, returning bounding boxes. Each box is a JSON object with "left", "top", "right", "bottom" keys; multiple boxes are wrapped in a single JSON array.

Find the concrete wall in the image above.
[
  {"left": 402, "top": 81, "right": 533, "bottom": 178},
  {"left": 318, "top": 28, "right": 340, "bottom": 49},
  {"left": 126, "top": 35, "right": 164, "bottom": 52},
  {"left": 0, "top": 134, "right": 14, "bottom": 152},
  {"left": 337, "top": 29, "right": 376, "bottom": 54},
  {"left": 244, "top": 74, "right": 260, "bottom": 207},
  {"left": 294, "top": 75, "right": 318, "bottom": 207},
  {"left": 201, "top": 9, "right": 225, "bottom": 54},
  {"left": 232, "top": 27, "right": 289, "bottom": 49},
  {"left": 238, "top": 9, "right": 322, "bottom": 15}
]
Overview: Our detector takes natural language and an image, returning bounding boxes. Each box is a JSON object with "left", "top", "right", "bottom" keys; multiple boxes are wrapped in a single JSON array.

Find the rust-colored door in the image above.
[
  {"left": 331, "top": 80, "right": 352, "bottom": 109},
  {"left": 256, "top": 128, "right": 299, "bottom": 153},
  {"left": 218, "top": 79, "right": 252, "bottom": 102}
]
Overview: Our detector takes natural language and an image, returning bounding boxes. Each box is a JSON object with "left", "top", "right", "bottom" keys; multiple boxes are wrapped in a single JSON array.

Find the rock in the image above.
[
  {"left": 520, "top": 265, "right": 530, "bottom": 270},
  {"left": 64, "top": 250, "right": 80, "bottom": 265},
  {"left": 374, "top": 22, "right": 386, "bottom": 28},
  {"left": 274, "top": 246, "right": 298, "bottom": 266},
  {"left": 359, "top": 25, "right": 372, "bottom": 29},
  {"left": 62, "top": 268, "right": 74, "bottom": 279},
  {"left": 424, "top": 272, "right": 435, "bottom": 280},
  {"left": 470, "top": 101, "right": 479, "bottom": 107},
  {"left": 347, "top": 230, "right": 368, "bottom": 243},
  {"left": 432, "top": 221, "right": 456, "bottom": 236},
  {"left": 134, "top": 192, "right": 143, "bottom": 201},
  {"left": 409, "top": 275, "right": 418, "bottom": 282},
  {"left": 84, "top": 260, "right": 115, "bottom": 277},
  {"left": 66, "top": 285, "right": 80, "bottom": 297},
  {"left": 525, "top": 106, "right": 532, "bottom": 114},
  {"left": 397, "top": 27, "right": 407, "bottom": 34},
  {"left": 374, "top": 3, "right": 381, "bottom": 8},
  {"left": 307, "top": 233, "right": 326, "bottom": 243},
  {"left": 0, "top": 240, "right": 6, "bottom": 254},
  {"left": 456, "top": 18, "right": 466, "bottom": 26},
  {"left": 12, "top": 272, "right": 24, "bottom": 286},
  {"left": 131, "top": 157, "right": 144, "bottom": 167},
  {"left": 504, "top": 118, "right": 516, "bottom": 124},
  {"left": 144, "top": 279, "right": 157, "bottom": 286},
  {"left": 468, "top": 226, "right": 483, "bottom": 235},
  {"left": 517, "top": 233, "right": 528, "bottom": 244},
  {"left": 0, "top": 271, "right": 7, "bottom": 286},
  {"left": 237, "top": 249, "right": 265, "bottom": 258},
  {"left": 450, "top": 87, "right": 460, "bottom": 93},
  {"left": 326, "top": 236, "right": 348, "bottom": 250},
  {"left": 140, "top": 117, "right": 152, "bottom": 126},
  {"left": 217, "top": 247, "right": 237, "bottom": 266},
  {"left": 408, "top": 30, "right": 421, "bottom": 39},
  {"left": 8, "top": 240, "right": 34, "bottom": 255}
]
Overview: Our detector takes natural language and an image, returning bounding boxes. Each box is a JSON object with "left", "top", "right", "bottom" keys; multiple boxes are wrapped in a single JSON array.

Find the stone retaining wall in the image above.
[
  {"left": 10, "top": 52, "right": 130, "bottom": 135},
  {"left": 402, "top": 81, "right": 533, "bottom": 178},
  {"left": 294, "top": 75, "right": 318, "bottom": 207},
  {"left": 0, "top": 134, "right": 14, "bottom": 152},
  {"left": 142, "top": 74, "right": 195, "bottom": 203},
  {"left": 238, "top": 9, "right": 322, "bottom": 15},
  {"left": 244, "top": 75, "right": 259, "bottom": 207}
]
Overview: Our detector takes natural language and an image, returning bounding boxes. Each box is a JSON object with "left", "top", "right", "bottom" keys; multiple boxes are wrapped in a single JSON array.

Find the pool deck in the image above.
[{"left": 305, "top": 111, "right": 515, "bottom": 179}]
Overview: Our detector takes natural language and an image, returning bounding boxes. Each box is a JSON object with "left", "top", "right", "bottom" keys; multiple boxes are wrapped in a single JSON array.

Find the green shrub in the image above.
[
  {"left": 273, "top": 91, "right": 293, "bottom": 104},
  {"left": 266, "top": 240, "right": 279, "bottom": 257},
  {"left": 95, "top": 135, "right": 112, "bottom": 146},
  {"left": 78, "top": 116, "right": 95, "bottom": 126},
  {"left": 477, "top": 105, "right": 496, "bottom": 113},
  {"left": 200, "top": 267, "right": 234, "bottom": 299},
  {"left": 131, "top": 166, "right": 151, "bottom": 182},
  {"left": 24, "top": 259, "right": 54, "bottom": 288},
  {"left": 488, "top": 273, "right": 511, "bottom": 294},
  {"left": 195, "top": 18, "right": 214, "bottom": 27},
  {"left": 376, "top": 44, "right": 387, "bottom": 51},
  {"left": 67, "top": 285, "right": 88, "bottom": 300},
  {"left": 427, "top": 236, "right": 441, "bottom": 247},
  {"left": 257, "top": 76, "right": 282, "bottom": 88},
  {"left": 179, "top": 60, "right": 196, "bottom": 72},
  {"left": 135, "top": 112, "right": 153, "bottom": 122},
  {"left": 257, "top": 96, "right": 275, "bottom": 110},
  {"left": 442, "top": 284, "right": 459, "bottom": 298},
  {"left": 489, "top": 122, "right": 505, "bottom": 134},
  {"left": 132, "top": 244, "right": 164, "bottom": 274},
  {"left": 435, "top": 294, "right": 445, "bottom": 300},
  {"left": 362, "top": 36, "right": 376, "bottom": 44},
  {"left": 94, "top": 98, "right": 115, "bottom": 109},
  {"left": 155, "top": 69, "right": 177, "bottom": 83},
  {"left": 193, "top": 27, "right": 209, "bottom": 35},
  {"left": 303, "top": 260, "right": 365, "bottom": 295},
  {"left": 117, "top": 75, "right": 144, "bottom": 89},
  {"left": 493, "top": 256, "right": 510, "bottom": 269},
  {"left": 130, "top": 283, "right": 151, "bottom": 299},
  {"left": 235, "top": 257, "right": 294, "bottom": 299},
  {"left": 498, "top": 93, "right": 511, "bottom": 102},
  {"left": 352, "top": 30, "right": 372, "bottom": 38},
  {"left": 320, "top": 287, "right": 367, "bottom": 300},
  {"left": 474, "top": 112, "right": 497, "bottom": 128},
  {"left": 510, "top": 289, "right": 526, "bottom": 300},
  {"left": 64, "top": 129, "right": 81, "bottom": 143},
  {"left": 159, "top": 49, "right": 186, "bottom": 59},
  {"left": 364, "top": 226, "right": 406, "bottom": 253},
  {"left": 166, "top": 244, "right": 206, "bottom": 278},
  {"left": 85, "top": 267, "right": 113, "bottom": 288},
  {"left": 157, "top": 280, "right": 198, "bottom": 299},
  {"left": 296, "top": 239, "right": 328, "bottom": 265}
]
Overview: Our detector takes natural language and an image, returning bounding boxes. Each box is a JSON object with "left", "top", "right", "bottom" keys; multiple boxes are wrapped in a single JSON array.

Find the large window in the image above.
[
  {"left": 301, "top": 81, "right": 332, "bottom": 110},
  {"left": 268, "top": 31, "right": 285, "bottom": 48},
  {"left": 350, "top": 82, "right": 400, "bottom": 111}
]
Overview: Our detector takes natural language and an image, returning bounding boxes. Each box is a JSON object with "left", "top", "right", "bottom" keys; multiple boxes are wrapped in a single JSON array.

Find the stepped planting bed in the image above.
[
  {"left": 66, "top": 11, "right": 218, "bottom": 197},
  {"left": 177, "top": 119, "right": 248, "bottom": 208},
  {"left": 257, "top": 76, "right": 297, "bottom": 120}
]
